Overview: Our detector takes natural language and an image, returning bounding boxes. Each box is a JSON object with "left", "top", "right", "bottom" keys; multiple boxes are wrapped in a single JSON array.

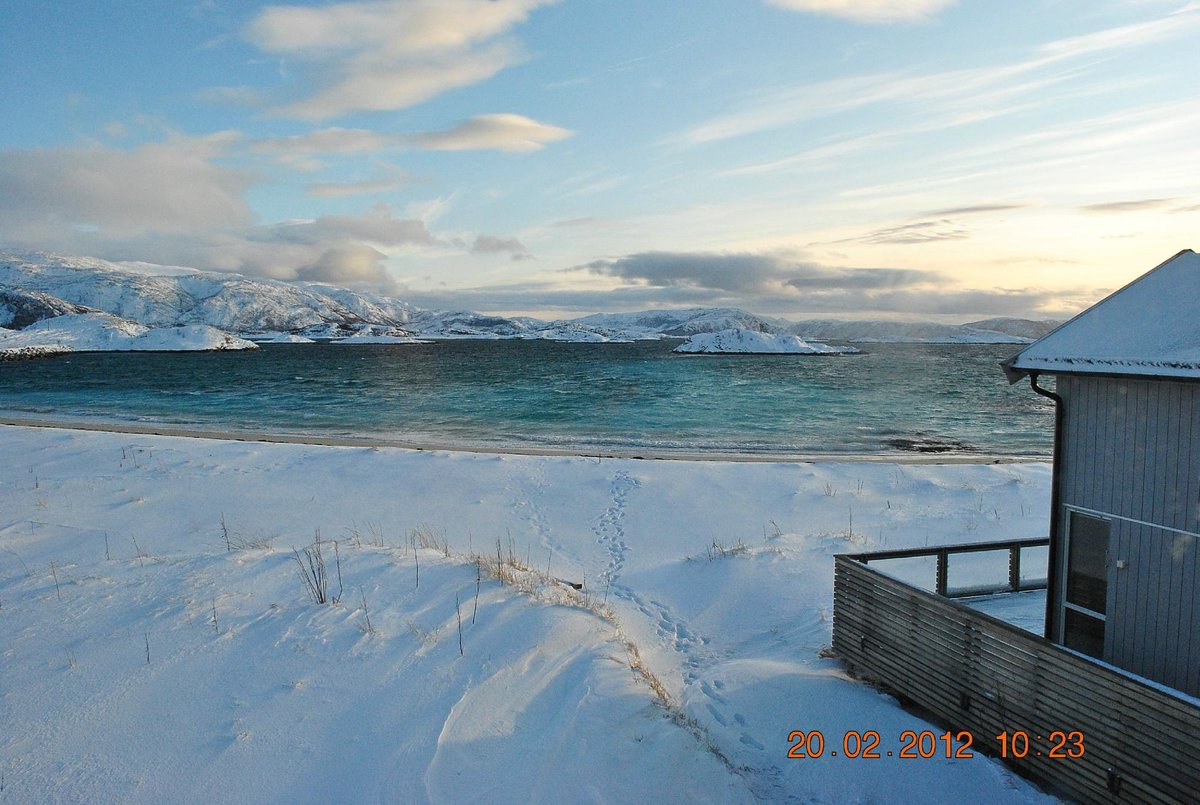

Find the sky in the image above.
[{"left": 1, "top": 0, "right": 1197, "bottom": 322}]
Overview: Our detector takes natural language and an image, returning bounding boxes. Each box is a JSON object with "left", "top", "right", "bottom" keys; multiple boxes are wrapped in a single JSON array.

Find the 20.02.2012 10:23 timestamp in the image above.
[{"left": 786, "top": 729, "right": 1086, "bottom": 760}]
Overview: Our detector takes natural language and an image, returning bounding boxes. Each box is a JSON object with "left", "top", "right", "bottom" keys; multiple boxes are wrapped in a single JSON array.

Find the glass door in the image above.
[{"left": 1060, "top": 511, "right": 1110, "bottom": 658}]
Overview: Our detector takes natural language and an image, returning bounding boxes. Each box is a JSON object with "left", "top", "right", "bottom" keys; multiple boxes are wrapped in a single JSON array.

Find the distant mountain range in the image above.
[{"left": 0, "top": 252, "right": 1060, "bottom": 344}]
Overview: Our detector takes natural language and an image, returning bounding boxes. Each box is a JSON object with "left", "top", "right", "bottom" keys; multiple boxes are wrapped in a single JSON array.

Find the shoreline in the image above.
[{"left": 0, "top": 415, "right": 1045, "bottom": 464}]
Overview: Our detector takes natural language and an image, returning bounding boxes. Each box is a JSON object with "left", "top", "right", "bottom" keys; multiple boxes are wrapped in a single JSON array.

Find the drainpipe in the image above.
[{"left": 1029, "top": 372, "right": 1064, "bottom": 642}]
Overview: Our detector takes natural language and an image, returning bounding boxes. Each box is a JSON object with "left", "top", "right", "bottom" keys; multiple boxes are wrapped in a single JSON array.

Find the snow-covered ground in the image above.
[
  {"left": 0, "top": 424, "right": 1057, "bottom": 803},
  {"left": 0, "top": 313, "right": 256, "bottom": 356},
  {"left": 673, "top": 329, "right": 859, "bottom": 354}
]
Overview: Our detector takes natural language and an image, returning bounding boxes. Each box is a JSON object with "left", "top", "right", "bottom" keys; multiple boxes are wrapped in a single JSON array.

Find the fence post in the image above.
[
  {"left": 1009, "top": 545, "right": 1021, "bottom": 591},
  {"left": 936, "top": 550, "right": 948, "bottom": 597}
]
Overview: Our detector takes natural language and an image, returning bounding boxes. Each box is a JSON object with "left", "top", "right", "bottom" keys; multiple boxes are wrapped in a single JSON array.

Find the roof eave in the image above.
[{"left": 1000, "top": 356, "right": 1028, "bottom": 384}]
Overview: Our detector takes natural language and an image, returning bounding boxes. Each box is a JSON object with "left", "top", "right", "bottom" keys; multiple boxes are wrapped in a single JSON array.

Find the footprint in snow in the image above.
[{"left": 740, "top": 734, "right": 765, "bottom": 751}]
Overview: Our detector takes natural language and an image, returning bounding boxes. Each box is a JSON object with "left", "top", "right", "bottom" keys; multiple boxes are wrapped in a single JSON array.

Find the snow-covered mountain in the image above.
[
  {"left": 573, "top": 308, "right": 782, "bottom": 338},
  {"left": 0, "top": 288, "right": 96, "bottom": 329},
  {"left": 0, "top": 252, "right": 410, "bottom": 334},
  {"left": 295, "top": 282, "right": 416, "bottom": 328},
  {"left": 572, "top": 309, "right": 1053, "bottom": 343},
  {"left": 786, "top": 317, "right": 1056, "bottom": 344},
  {"left": 673, "top": 329, "right": 859, "bottom": 354},
  {"left": 960, "top": 318, "right": 1060, "bottom": 341},
  {"left": 405, "top": 309, "right": 541, "bottom": 338},
  {"left": 0, "top": 251, "right": 1059, "bottom": 344}
]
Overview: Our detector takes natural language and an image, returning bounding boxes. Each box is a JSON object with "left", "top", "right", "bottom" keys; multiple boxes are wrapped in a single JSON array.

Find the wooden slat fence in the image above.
[{"left": 833, "top": 548, "right": 1200, "bottom": 804}]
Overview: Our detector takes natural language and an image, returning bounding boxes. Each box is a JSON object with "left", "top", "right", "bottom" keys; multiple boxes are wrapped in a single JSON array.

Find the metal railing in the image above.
[{"left": 844, "top": 537, "right": 1049, "bottom": 598}]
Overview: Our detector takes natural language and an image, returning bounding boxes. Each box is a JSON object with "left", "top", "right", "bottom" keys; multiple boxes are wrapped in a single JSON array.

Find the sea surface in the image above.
[{"left": 0, "top": 340, "right": 1054, "bottom": 458}]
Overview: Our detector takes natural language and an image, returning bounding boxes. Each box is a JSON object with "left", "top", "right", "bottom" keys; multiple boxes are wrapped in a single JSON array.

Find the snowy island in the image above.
[
  {"left": 0, "top": 312, "right": 256, "bottom": 360},
  {"left": 672, "top": 328, "right": 860, "bottom": 355}
]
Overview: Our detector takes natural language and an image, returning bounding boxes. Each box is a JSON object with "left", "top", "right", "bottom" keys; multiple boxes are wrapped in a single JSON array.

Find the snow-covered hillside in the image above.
[
  {"left": 0, "top": 251, "right": 1059, "bottom": 343},
  {"left": 0, "top": 253, "right": 405, "bottom": 333},
  {"left": 0, "top": 288, "right": 96, "bottom": 329},
  {"left": 787, "top": 318, "right": 1056, "bottom": 344},
  {"left": 0, "top": 312, "right": 257, "bottom": 357},
  {"left": 405, "top": 309, "right": 541, "bottom": 338},
  {"left": 673, "top": 329, "right": 859, "bottom": 354},
  {"left": 575, "top": 307, "right": 783, "bottom": 338}
]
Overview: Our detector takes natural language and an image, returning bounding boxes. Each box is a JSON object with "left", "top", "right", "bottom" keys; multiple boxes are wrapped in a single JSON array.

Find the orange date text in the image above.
[{"left": 786, "top": 729, "right": 1086, "bottom": 760}]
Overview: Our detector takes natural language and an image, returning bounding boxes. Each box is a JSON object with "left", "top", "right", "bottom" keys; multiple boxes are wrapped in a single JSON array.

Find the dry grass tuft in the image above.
[
  {"left": 704, "top": 538, "right": 749, "bottom": 561},
  {"left": 411, "top": 524, "right": 450, "bottom": 557},
  {"left": 293, "top": 530, "right": 343, "bottom": 605}
]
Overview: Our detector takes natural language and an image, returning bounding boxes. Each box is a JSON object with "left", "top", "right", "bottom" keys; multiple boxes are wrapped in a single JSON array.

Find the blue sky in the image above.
[{"left": 2, "top": 0, "right": 1197, "bottom": 320}]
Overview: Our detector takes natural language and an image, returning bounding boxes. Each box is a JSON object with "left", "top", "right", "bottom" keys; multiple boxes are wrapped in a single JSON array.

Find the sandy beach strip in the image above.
[{"left": 0, "top": 414, "right": 1040, "bottom": 464}]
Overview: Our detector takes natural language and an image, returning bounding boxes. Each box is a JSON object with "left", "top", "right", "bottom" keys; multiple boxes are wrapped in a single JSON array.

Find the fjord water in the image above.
[{"left": 0, "top": 340, "right": 1053, "bottom": 457}]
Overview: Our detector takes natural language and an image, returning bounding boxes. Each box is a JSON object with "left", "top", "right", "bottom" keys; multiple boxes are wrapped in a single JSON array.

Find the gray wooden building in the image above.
[{"left": 1002, "top": 248, "right": 1200, "bottom": 697}]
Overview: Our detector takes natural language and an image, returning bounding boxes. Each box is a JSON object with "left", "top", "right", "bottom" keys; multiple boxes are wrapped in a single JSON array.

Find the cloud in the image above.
[
  {"left": 194, "top": 85, "right": 271, "bottom": 107},
  {"left": 255, "top": 128, "right": 388, "bottom": 156},
  {"left": 0, "top": 135, "right": 253, "bottom": 241},
  {"left": 582, "top": 250, "right": 941, "bottom": 294},
  {"left": 306, "top": 176, "right": 412, "bottom": 198},
  {"left": 268, "top": 205, "right": 437, "bottom": 249},
  {"left": 0, "top": 136, "right": 436, "bottom": 293},
  {"left": 244, "top": 0, "right": 557, "bottom": 120},
  {"left": 1037, "top": 8, "right": 1200, "bottom": 60},
  {"left": 273, "top": 46, "right": 516, "bottom": 120},
  {"left": 415, "top": 114, "right": 573, "bottom": 152},
  {"left": 550, "top": 217, "right": 608, "bottom": 228},
  {"left": 293, "top": 242, "right": 392, "bottom": 286},
  {"left": 252, "top": 114, "right": 572, "bottom": 162},
  {"left": 785, "top": 267, "right": 936, "bottom": 289},
  {"left": 159, "top": 205, "right": 437, "bottom": 292},
  {"left": 678, "top": 5, "right": 1200, "bottom": 147},
  {"left": 406, "top": 279, "right": 1073, "bottom": 320},
  {"left": 765, "top": 0, "right": 956, "bottom": 23},
  {"left": 471, "top": 235, "right": 532, "bottom": 260},
  {"left": 1077, "top": 198, "right": 1178, "bottom": 214},
  {"left": 583, "top": 251, "right": 793, "bottom": 293},
  {"left": 525, "top": 248, "right": 1079, "bottom": 319},
  {"left": 849, "top": 220, "right": 970, "bottom": 244},
  {"left": 921, "top": 203, "right": 1029, "bottom": 217}
]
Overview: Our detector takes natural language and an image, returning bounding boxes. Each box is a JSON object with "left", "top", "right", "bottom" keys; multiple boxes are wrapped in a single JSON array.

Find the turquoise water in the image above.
[{"left": 0, "top": 340, "right": 1053, "bottom": 457}]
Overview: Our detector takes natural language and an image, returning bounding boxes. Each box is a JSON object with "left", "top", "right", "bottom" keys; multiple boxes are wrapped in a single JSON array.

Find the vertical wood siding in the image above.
[{"left": 1058, "top": 375, "right": 1200, "bottom": 697}]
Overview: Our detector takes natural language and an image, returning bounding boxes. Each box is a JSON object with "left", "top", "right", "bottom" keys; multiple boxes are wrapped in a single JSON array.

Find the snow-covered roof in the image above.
[{"left": 1002, "top": 249, "right": 1200, "bottom": 383}]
